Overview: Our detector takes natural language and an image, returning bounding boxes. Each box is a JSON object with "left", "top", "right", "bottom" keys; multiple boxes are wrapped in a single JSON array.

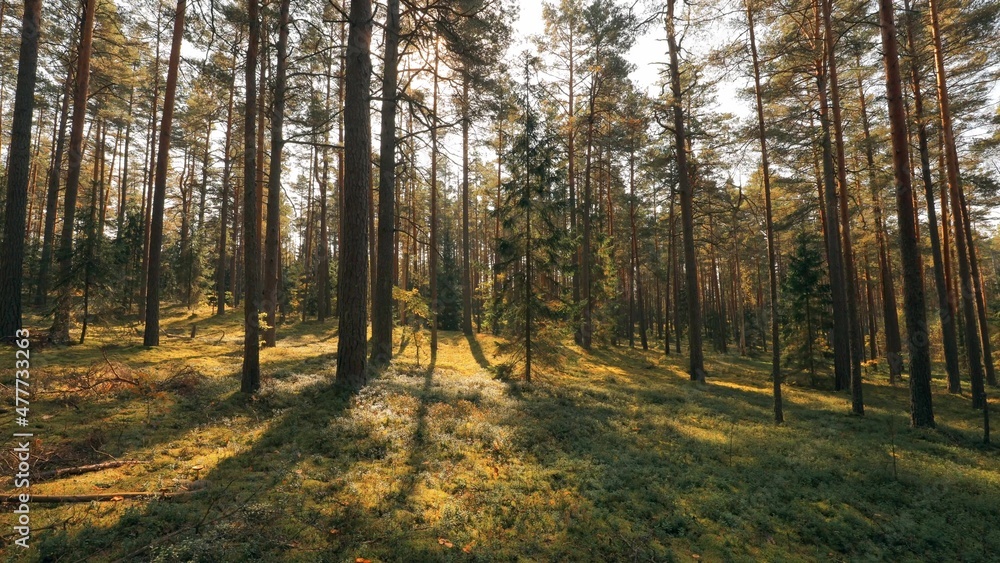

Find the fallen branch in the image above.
[
  {"left": 0, "top": 490, "right": 203, "bottom": 504},
  {"left": 37, "top": 460, "right": 145, "bottom": 480}
]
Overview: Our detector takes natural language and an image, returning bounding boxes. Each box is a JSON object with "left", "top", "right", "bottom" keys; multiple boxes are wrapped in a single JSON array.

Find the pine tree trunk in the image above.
[
  {"left": 142, "top": 0, "right": 186, "bottom": 347},
  {"left": 821, "top": 0, "right": 863, "bottom": 414},
  {"left": 429, "top": 40, "right": 440, "bottom": 354},
  {"left": 0, "top": 0, "right": 42, "bottom": 340},
  {"left": 898, "top": 5, "right": 961, "bottom": 392},
  {"left": 263, "top": 0, "right": 290, "bottom": 347},
  {"left": 371, "top": 0, "right": 399, "bottom": 365},
  {"left": 242, "top": 0, "right": 262, "bottom": 393},
  {"left": 335, "top": 0, "right": 373, "bottom": 390},
  {"left": 34, "top": 64, "right": 72, "bottom": 308},
  {"left": 927, "top": 0, "right": 986, "bottom": 408},
  {"left": 461, "top": 76, "right": 474, "bottom": 336},
  {"left": 49, "top": 0, "right": 97, "bottom": 344},
  {"left": 878, "top": 0, "right": 935, "bottom": 428},
  {"left": 216, "top": 57, "right": 235, "bottom": 316},
  {"left": 667, "top": 0, "right": 704, "bottom": 381}
]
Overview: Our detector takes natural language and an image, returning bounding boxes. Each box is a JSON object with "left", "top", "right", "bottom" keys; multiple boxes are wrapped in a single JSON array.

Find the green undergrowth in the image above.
[{"left": 2, "top": 305, "right": 999, "bottom": 561}]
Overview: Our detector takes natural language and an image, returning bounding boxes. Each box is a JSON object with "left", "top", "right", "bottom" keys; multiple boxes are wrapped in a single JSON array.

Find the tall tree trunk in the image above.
[
  {"left": 142, "top": 0, "right": 186, "bottom": 347},
  {"left": 0, "top": 0, "right": 42, "bottom": 340},
  {"left": 429, "top": 39, "right": 440, "bottom": 354},
  {"left": 216, "top": 57, "right": 236, "bottom": 316},
  {"left": 666, "top": 0, "right": 704, "bottom": 381},
  {"left": 928, "top": 0, "right": 986, "bottom": 408},
  {"left": 335, "top": 0, "right": 373, "bottom": 390},
  {"left": 461, "top": 76, "right": 474, "bottom": 336},
  {"left": 813, "top": 0, "right": 851, "bottom": 395},
  {"left": 629, "top": 144, "right": 648, "bottom": 351},
  {"left": 899, "top": 3, "right": 961, "bottom": 392},
  {"left": 139, "top": 8, "right": 163, "bottom": 324},
  {"left": 747, "top": 0, "right": 781, "bottom": 422},
  {"left": 820, "top": 0, "right": 863, "bottom": 413},
  {"left": 242, "top": 0, "right": 262, "bottom": 393},
  {"left": 49, "top": 0, "right": 97, "bottom": 344},
  {"left": 34, "top": 63, "right": 72, "bottom": 308},
  {"left": 371, "top": 0, "right": 399, "bottom": 364},
  {"left": 263, "top": 0, "right": 290, "bottom": 347},
  {"left": 878, "top": 0, "right": 934, "bottom": 427},
  {"left": 958, "top": 188, "right": 996, "bottom": 386}
]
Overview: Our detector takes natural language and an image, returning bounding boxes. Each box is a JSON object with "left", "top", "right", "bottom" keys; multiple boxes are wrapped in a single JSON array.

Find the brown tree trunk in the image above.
[
  {"left": 429, "top": 40, "right": 440, "bottom": 354},
  {"left": 335, "top": 0, "right": 373, "bottom": 390},
  {"left": 928, "top": 0, "right": 986, "bottom": 408},
  {"left": 371, "top": 0, "right": 400, "bottom": 365},
  {"left": 899, "top": 2, "right": 961, "bottom": 392},
  {"left": 242, "top": 0, "right": 262, "bottom": 393},
  {"left": 49, "top": 0, "right": 97, "bottom": 344},
  {"left": 667, "top": 0, "right": 704, "bottom": 381},
  {"left": 216, "top": 56, "right": 236, "bottom": 316},
  {"left": 878, "top": 0, "right": 934, "bottom": 427},
  {"left": 263, "top": 0, "right": 290, "bottom": 347},
  {"left": 747, "top": 0, "right": 782, "bottom": 421},
  {"left": 0, "top": 0, "right": 42, "bottom": 340},
  {"left": 142, "top": 0, "right": 186, "bottom": 347}
]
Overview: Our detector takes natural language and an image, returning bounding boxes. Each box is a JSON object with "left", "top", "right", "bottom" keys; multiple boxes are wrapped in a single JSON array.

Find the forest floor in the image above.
[{"left": 2, "top": 305, "right": 1000, "bottom": 562}]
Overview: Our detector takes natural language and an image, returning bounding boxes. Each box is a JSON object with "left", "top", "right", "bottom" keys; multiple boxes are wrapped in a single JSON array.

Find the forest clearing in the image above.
[
  {"left": 3, "top": 0, "right": 1000, "bottom": 559},
  {"left": 2, "top": 306, "right": 999, "bottom": 561}
]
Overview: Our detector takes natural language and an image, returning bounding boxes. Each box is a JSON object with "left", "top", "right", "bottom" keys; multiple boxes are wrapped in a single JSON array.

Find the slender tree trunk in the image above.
[
  {"left": 49, "top": 0, "right": 96, "bottom": 344},
  {"left": 898, "top": 5, "right": 961, "bottom": 392},
  {"left": 371, "top": 0, "right": 399, "bottom": 365},
  {"left": 429, "top": 39, "right": 440, "bottom": 354},
  {"left": 335, "top": 0, "right": 373, "bottom": 389},
  {"left": 34, "top": 64, "right": 72, "bottom": 308},
  {"left": 878, "top": 0, "right": 935, "bottom": 427},
  {"left": 263, "top": 0, "right": 290, "bottom": 347},
  {"left": 747, "top": 0, "right": 782, "bottom": 420},
  {"left": 242, "top": 0, "right": 262, "bottom": 393},
  {"left": 821, "top": 0, "right": 862, "bottom": 413},
  {"left": 958, "top": 188, "right": 996, "bottom": 386},
  {"left": 629, "top": 144, "right": 648, "bottom": 351},
  {"left": 216, "top": 57, "right": 236, "bottom": 316},
  {"left": 142, "top": 0, "right": 186, "bottom": 347},
  {"left": 928, "top": 0, "right": 986, "bottom": 408},
  {"left": 0, "top": 0, "right": 42, "bottom": 340},
  {"left": 139, "top": 9, "right": 163, "bottom": 324},
  {"left": 667, "top": 0, "right": 704, "bottom": 381}
]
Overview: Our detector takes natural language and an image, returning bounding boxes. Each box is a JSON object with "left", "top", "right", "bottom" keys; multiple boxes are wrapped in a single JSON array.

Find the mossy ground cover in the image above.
[{"left": 2, "top": 306, "right": 999, "bottom": 561}]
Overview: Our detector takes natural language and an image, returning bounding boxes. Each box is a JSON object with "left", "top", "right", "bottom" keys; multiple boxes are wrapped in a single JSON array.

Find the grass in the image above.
[{"left": 2, "top": 305, "right": 999, "bottom": 561}]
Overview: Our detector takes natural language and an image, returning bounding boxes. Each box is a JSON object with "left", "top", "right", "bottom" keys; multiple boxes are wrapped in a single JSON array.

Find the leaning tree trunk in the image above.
[
  {"left": 666, "top": 0, "right": 704, "bottom": 381},
  {"left": 878, "top": 0, "right": 934, "bottom": 428},
  {"left": 371, "top": 0, "right": 400, "bottom": 365},
  {"left": 0, "top": 0, "right": 43, "bottom": 340},
  {"left": 263, "top": 0, "right": 290, "bottom": 347},
  {"left": 142, "top": 0, "right": 186, "bottom": 347},
  {"left": 335, "top": 0, "right": 373, "bottom": 390},
  {"left": 49, "top": 0, "right": 97, "bottom": 344}
]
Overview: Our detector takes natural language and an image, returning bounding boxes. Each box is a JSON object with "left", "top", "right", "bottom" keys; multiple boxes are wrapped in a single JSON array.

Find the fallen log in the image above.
[
  {"left": 37, "top": 460, "right": 145, "bottom": 480},
  {"left": 0, "top": 490, "right": 202, "bottom": 503}
]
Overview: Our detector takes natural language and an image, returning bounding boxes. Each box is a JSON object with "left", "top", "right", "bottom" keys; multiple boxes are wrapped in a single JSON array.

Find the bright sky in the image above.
[{"left": 512, "top": 0, "right": 671, "bottom": 98}]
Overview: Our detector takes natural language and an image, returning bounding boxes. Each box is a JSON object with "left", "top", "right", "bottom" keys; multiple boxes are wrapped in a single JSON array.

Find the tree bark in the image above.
[
  {"left": 242, "top": 0, "right": 262, "bottom": 393},
  {"left": 878, "top": 0, "right": 934, "bottom": 427},
  {"left": 747, "top": 0, "right": 782, "bottom": 422},
  {"left": 666, "top": 0, "right": 704, "bottom": 381},
  {"left": 142, "top": 0, "right": 187, "bottom": 347},
  {"left": 263, "top": 0, "right": 290, "bottom": 347},
  {"left": 216, "top": 55, "right": 236, "bottom": 316},
  {"left": 335, "top": 0, "right": 373, "bottom": 390},
  {"left": 927, "top": 0, "right": 986, "bottom": 408},
  {"left": 49, "top": 0, "right": 97, "bottom": 344},
  {"left": 0, "top": 0, "right": 42, "bottom": 340},
  {"left": 371, "top": 0, "right": 399, "bottom": 365}
]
